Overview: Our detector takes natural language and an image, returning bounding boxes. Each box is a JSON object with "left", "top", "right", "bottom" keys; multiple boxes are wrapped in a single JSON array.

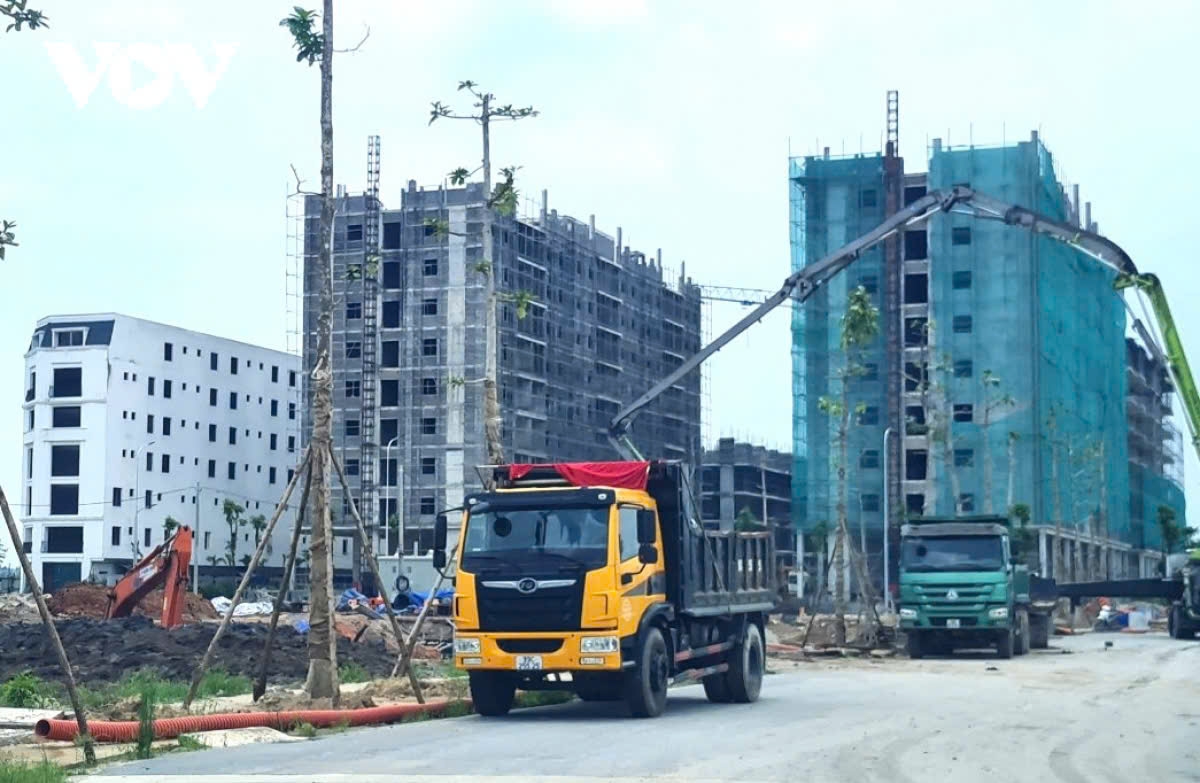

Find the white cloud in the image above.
[{"left": 546, "top": 0, "right": 648, "bottom": 25}]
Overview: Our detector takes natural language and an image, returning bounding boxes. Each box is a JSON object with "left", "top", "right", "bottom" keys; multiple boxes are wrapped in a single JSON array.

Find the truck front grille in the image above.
[
  {"left": 496, "top": 638, "right": 565, "bottom": 654},
  {"left": 477, "top": 582, "right": 584, "bottom": 632}
]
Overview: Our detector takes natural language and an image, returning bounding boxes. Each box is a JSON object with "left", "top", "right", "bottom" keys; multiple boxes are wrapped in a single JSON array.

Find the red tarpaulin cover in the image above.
[{"left": 507, "top": 462, "right": 651, "bottom": 491}]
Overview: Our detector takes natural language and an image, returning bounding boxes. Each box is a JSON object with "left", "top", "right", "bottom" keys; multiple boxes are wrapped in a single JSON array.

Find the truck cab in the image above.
[
  {"left": 435, "top": 461, "right": 776, "bottom": 718},
  {"left": 897, "top": 516, "right": 1036, "bottom": 659}
]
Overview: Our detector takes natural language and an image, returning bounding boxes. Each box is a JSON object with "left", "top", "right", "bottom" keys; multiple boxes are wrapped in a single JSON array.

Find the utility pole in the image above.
[{"left": 882, "top": 426, "right": 894, "bottom": 612}]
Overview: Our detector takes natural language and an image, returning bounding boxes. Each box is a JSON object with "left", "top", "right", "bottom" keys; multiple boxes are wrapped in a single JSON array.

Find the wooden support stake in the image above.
[
  {"left": 253, "top": 458, "right": 314, "bottom": 701},
  {"left": 184, "top": 448, "right": 311, "bottom": 709},
  {"left": 392, "top": 565, "right": 449, "bottom": 680},
  {"left": 328, "top": 444, "right": 426, "bottom": 703},
  {"left": 0, "top": 485, "right": 96, "bottom": 766}
]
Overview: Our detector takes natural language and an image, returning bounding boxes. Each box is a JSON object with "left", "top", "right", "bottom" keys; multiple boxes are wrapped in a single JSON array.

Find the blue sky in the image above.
[{"left": 2, "top": 0, "right": 1198, "bottom": 561}]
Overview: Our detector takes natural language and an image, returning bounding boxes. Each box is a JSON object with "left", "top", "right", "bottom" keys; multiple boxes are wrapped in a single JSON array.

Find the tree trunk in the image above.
[
  {"left": 1050, "top": 438, "right": 1063, "bottom": 580},
  {"left": 480, "top": 94, "right": 505, "bottom": 474},
  {"left": 305, "top": 0, "right": 339, "bottom": 702},
  {"left": 981, "top": 408, "right": 994, "bottom": 514},
  {"left": 1005, "top": 432, "right": 1016, "bottom": 514},
  {"left": 833, "top": 398, "right": 849, "bottom": 646}
]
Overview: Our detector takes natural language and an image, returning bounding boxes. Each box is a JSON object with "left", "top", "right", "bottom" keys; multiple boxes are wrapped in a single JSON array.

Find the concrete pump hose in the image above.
[{"left": 36, "top": 699, "right": 468, "bottom": 743}]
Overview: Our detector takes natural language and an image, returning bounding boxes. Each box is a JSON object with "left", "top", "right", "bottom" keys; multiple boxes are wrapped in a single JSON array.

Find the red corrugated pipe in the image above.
[{"left": 36, "top": 699, "right": 469, "bottom": 743}]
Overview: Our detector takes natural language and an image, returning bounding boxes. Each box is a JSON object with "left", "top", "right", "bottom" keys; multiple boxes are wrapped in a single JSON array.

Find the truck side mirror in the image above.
[
  {"left": 432, "top": 513, "right": 448, "bottom": 570},
  {"left": 432, "top": 549, "right": 447, "bottom": 570},
  {"left": 638, "top": 544, "right": 658, "bottom": 565},
  {"left": 636, "top": 510, "right": 657, "bottom": 545}
]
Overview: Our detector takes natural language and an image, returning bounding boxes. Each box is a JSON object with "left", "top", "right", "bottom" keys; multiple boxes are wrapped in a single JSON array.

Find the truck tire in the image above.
[
  {"left": 702, "top": 674, "right": 732, "bottom": 703},
  {"left": 996, "top": 627, "right": 1014, "bottom": 659},
  {"left": 725, "top": 623, "right": 764, "bottom": 704},
  {"left": 1171, "top": 606, "right": 1195, "bottom": 640},
  {"left": 469, "top": 672, "right": 515, "bottom": 717},
  {"left": 906, "top": 632, "right": 923, "bottom": 659},
  {"left": 624, "top": 626, "right": 669, "bottom": 718},
  {"left": 1029, "top": 614, "right": 1050, "bottom": 649},
  {"left": 574, "top": 674, "right": 622, "bottom": 702},
  {"left": 1016, "top": 610, "right": 1031, "bottom": 656}
]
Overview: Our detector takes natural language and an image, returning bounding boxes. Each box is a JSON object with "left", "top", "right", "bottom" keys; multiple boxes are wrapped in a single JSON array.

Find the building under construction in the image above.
[
  {"left": 791, "top": 95, "right": 1186, "bottom": 585},
  {"left": 296, "top": 143, "right": 702, "bottom": 557}
]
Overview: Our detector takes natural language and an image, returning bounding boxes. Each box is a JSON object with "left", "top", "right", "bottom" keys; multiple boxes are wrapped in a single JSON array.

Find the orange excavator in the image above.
[{"left": 105, "top": 526, "right": 194, "bottom": 629}]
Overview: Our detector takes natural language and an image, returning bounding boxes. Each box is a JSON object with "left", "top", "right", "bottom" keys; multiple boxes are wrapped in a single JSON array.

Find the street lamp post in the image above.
[
  {"left": 385, "top": 437, "right": 399, "bottom": 556},
  {"left": 882, "top": 426, "right": 894, "bottom": 613},
  {"left": 133, "top": 439, "right": 156, "bottom": 554}
]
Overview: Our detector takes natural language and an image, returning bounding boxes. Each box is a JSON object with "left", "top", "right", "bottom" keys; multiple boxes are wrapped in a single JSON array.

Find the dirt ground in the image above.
[{"left": 46, "top": 582, "right": 218, "bottom": 623}]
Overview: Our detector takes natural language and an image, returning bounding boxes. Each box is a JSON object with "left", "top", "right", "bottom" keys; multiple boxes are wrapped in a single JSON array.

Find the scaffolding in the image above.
[{"left": 359, "top": 135, "right": 381, "bottom": 540}]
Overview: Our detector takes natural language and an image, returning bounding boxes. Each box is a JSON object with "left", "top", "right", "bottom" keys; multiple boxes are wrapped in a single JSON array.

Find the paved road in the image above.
[{"left": 92, "top": 634, "right": 1200, "bottom": 782}]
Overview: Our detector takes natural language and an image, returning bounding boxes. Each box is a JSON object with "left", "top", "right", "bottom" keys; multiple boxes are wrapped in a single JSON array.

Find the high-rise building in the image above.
[
  {"left": 302, "top": 179, "right": 702, "bottom": 556},
  {"left": 700, "top": 437, "right": 794, "bottom": 557},
  {"left": 790, "top": 123, "right": 1185, "bottom": 582},
  {"left": 19, "top": 314, "right": 302, "bottom": 591}
]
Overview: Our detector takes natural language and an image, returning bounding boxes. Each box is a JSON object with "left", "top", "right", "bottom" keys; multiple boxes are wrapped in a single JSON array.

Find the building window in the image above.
[
  {"left": 421, "top": 377, "right": 437, "bottom": 395},
  {"left": 420, "top": 496, "right": 436, "bottom": 515},
  {"left": 270, "top": 433, "right": 278, "bottom": 450},
  {"left": 954, "top": 448, "right": 974, "bottom": 467},
  {"left": 230, "top": 356, "right": 239, "bottom": 374},
  {"left": 51, "top": 445, "right": 80, "bottom": 477},
  {"left": 163, "top": 379, "right": 172, "bottom": 398},
  {"left": 52, "top": 367, "right": 82, "bottom": 397},
  {"left": 345, "top": 380, "right": 361, "bottom": 398},
  {"left": 858, "top": 406, "right": 880, "bottom": 426},
  {"left": 383, "top": 300, "right": 400, "bottom": 328},
  {"left": 382, "top": 341, "right": 399, "bottom": 367},
  {"left": 860, "top": 189, "right": 877, "bottom": 208},
  {"left": 111, "top": 526, "right": 121, "bottom": 545},
  {"left": 346, "top": 341, "right": 362, "bottom": 359},
  {"left": 422, "top": 338, "right": 437, "bottom": 357},
  {"left": 54, "top": 329, "right": 84, "bottom": 347},
  {"left": 229, "top": 426, "right": 237, "bottom": 445},
  {"left": 112, "top": 487, "right": 122, "bottom": 508},
  {"left": 859, "top": 449, "right": 880, "bottom": 469},
  {"left": 208, "top": 459, "right": 216, "bottom": 478},
  {"left": 161, "top": 453, "right": 170, "bottom": 473},
  {"left": 144, "top": 528, "right": 152, "bottom": 548},
  {"left": 422, "top": 298, "right": 438, "bottom": 316},
  {"left": 229, "top": 391, "right": 238, "bottom": 410},
  {"left": 345, "top": 418, "right": 360, "bottom": 438},
  {"left": 270, "top": 399, "right": 278, "bottom": 416},
  {"left": 162, "top": 417, "right": 172, "bottom": 436},
  {"left": 52, "top": 406, "right": 81, "bottom": 428},
  {"left": 287, "top": 435, "right": 296, "bottom": 453},
  {"left": 145, "top": 451, "right": 154, "bottom": 472},
  {"left": 147, "top": 376, "right": 155, "bottom": 396},
  {"left": 49, "top": 484, "right": 79, "bottom": 515},
  {"left": 289, "top": 370, "right": 297, "bottom": 387},
  {"left": 423, "top": 258, "right": 438, "bottom": 276},
  {"left": 269, "top": 467, "right": 277, "bottom": 484},
  {"left": 861, "top": 493, "right": 881, "bottom": 513},
  {"left": 210, "top": 352, "right": 219, "bottom": 371},
  {"left": 382, "top": 261, "right": 401, "bottom": 288},
  {"left": 953, "top": 360, "right": 973, "bottom": 378},
  {"left": 288, "top": 402, "right": 296, "bottom": 420},
  {"left": 381, "top": 380, "right": 398, "bottom": 407},
  {"left": 421, "top": 417, "right": 437, "bottom": 435},
  {"left": 209, "top": 388, "right": 218, "bottom": 406},
  {"left": 146, "top": 414, "right": 155, "bottom": 434},
  {"left": 163, "top": 342, "right": 174, "bottom": 361},
  {"left": 381, "top": 419, "right": 398, "bottom": 445},
  {"left": 346, "top": 223, "right": 363, "bottom": 243},
  {"left": 345, "top": 459, "right": 360, "bottom": 476},
  {"left": 953, "top": 403, "right": 974, "bottom": 423},
  {"left": 951, "top": 226, "right": 972, "bottom": 246},
  {"left": 421, "top": 457, "right": 436, "bottom": 475},
  {"left": 271, "top": 365, "right": 279, "bottom": 383},
  {"left": 953, "top": 315, "right": 973, "bottom": 334},
  {"left": 952, "top": 270, "right": 972, "bottom": 289},
  {"left": 346, "top": 301, "right": 362, "bottom": 320},
  {"left": 227, "top": 462, "right": 236, "bottom": 480},
  {"left": 26, "top": 409, "right": 34, "bottom": 432},
  {"left": 959, "top": 493, "right": 976, "bottom": 512},
  {"left": 383, "top": 223, "right": 401, "bottom": 249},
  {"left": 207, "top": 424, "right": 216, "bottom": 442},
  {"left": 145, "top": 490, "right": 152, "bottom": 509}
]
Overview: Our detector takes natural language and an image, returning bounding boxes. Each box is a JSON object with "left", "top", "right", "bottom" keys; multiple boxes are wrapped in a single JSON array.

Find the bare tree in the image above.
[
  {"left": 429, "top": 83, "right": 537, "bottom": 472},
  {"left": 978, "top": 370, "right": 1015, "bottom": 514},
  {"left": 818, "top": 286, "right": 879, "bottom": 645},
  {"left": 281, "top": 2, "right": 339, "bottom": 701},
  {"left": 1005, "top": 431, "right": 1019, "bottom": 514}
]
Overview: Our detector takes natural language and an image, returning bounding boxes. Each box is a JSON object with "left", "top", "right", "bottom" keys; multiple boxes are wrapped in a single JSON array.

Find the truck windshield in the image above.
[
  {"left": 900, "top": 536, "right": 1005, "bottom": 572},
  {"left": 462, "top": 507, "right": 610, "bottom": 569}
]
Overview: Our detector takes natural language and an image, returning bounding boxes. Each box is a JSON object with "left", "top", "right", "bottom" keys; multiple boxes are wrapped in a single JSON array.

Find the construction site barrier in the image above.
[{"left": 35, "top": 699, "right": 469, "bottom": 743}]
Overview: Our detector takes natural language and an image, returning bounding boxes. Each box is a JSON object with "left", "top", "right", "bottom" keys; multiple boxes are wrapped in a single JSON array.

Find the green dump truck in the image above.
[{"left": 898, "top": 515, "right": 1056, "bottom": 659}]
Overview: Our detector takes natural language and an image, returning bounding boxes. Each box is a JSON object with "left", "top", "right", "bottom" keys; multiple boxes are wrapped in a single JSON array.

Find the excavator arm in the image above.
[
  {"left": 608, "top": 186, "right": 1198, "bottom": 464},
  {"left": 105, "top": 526, "right": 194, "bottom": 629}
]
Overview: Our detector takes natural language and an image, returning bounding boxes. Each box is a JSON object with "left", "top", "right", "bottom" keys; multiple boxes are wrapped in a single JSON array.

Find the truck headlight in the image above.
[
  {"left": 580, "top": 636, "right": 619, "bottom": 654},
  {"left": 899, "top": 608, "right": 917, "bottom": 619},
  {"left": 988, "top": 607, "right": 1009, "bottom": 619},
  {"left": 454, "top": 637, "right": 481, "bottom": 654}
]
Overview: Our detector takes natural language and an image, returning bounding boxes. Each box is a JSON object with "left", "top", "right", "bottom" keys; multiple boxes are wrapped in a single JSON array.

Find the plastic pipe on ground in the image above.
[{"left": 36, "top": 699, "right": 468, "bottom": 743}]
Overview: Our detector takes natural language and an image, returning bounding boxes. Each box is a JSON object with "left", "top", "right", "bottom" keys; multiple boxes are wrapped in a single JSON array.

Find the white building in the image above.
[{"left": 19, "top": 314, "right": 318, "bottom": 591}]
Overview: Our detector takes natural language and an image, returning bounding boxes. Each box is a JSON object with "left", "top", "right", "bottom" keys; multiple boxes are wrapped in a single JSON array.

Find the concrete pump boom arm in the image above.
[{"left": 608, "top": 186, "right": 1198, "bottom": 464}]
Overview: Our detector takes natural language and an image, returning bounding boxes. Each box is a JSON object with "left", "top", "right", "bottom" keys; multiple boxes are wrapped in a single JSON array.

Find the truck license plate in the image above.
[
  {"left": 515, "top": 655, "right": 543, "bottom": 671},
  {"left": 945, "top": 619, "right": 961, "bottom": 629}
]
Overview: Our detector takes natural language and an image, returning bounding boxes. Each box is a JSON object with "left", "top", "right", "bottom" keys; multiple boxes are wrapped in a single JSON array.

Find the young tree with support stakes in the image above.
[
  {"left": 978, "top": 369, "right": 1016, "bottom": 515},
  {"left": 428, "top": 82, "right": 538, "bottom": 475},
  {"left": 818, "top": 285, "right": 879, "bottom": 645}
]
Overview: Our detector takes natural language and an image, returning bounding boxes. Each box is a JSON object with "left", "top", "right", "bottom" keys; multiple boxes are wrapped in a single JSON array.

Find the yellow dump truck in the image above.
[{"left": 431, "top": 460, "right": 777, "bottom": 718}]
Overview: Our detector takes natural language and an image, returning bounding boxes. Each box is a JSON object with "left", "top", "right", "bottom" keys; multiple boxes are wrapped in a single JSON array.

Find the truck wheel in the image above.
[
  {"left": 725, "top": 623, "right": 764, "bottom": 704},
  {"left": 906, "top": 632, "right": 923, "bottom": 659},
  {"left": 1171, "top": 606, "right": 1195, "bottom": 640},
  {"left": 1029, "top": 614, "right": 1050, "bottom": 649},
  {"left": 624, "top": 626, "right": 669, "bottom": 718},
  {"left": 574, "top": 674, "right": 622, "bottom": 702},
  {"left": 1016, "top": 610, "right": 1031, "bottom": 656},
  {"left": 702, "top": 674, "right": 732, "bottom": 703},
  {"left": 996, "top": 628, "right": 1014, "bottom": 659},
  {"left": 469, "top": 672, "right": 515, "bottom": 717}
]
